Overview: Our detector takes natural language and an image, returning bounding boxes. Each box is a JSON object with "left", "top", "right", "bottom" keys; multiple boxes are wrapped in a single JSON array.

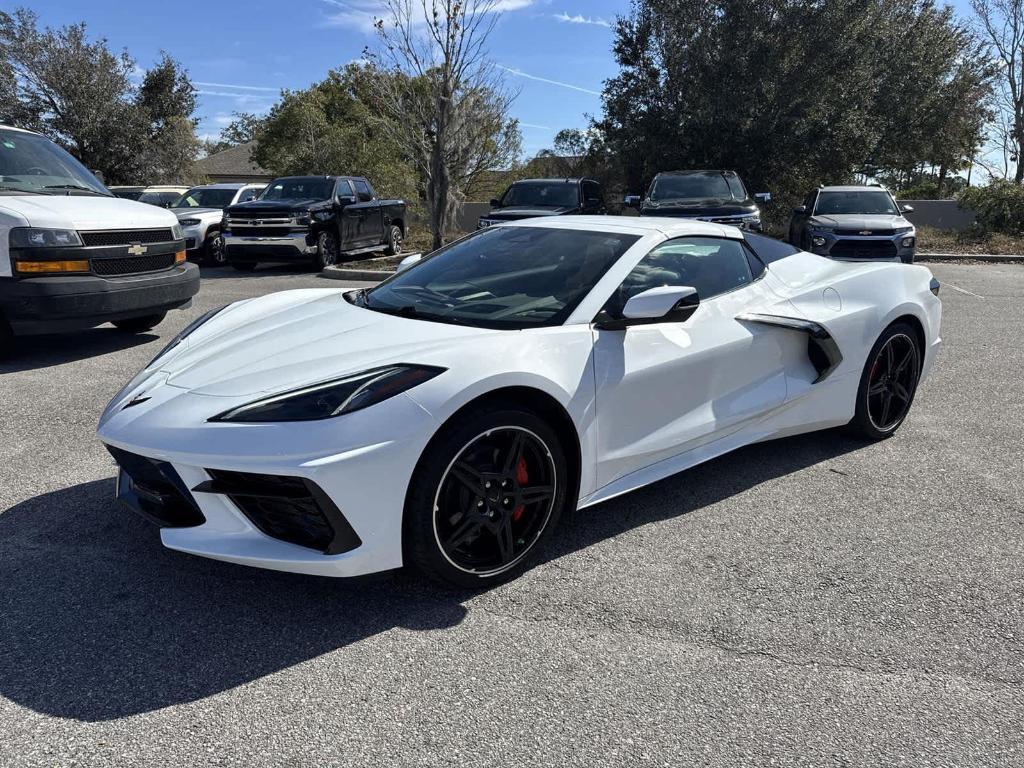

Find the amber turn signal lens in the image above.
[
  {"left": 174, "top": 250, "right": 186, "bottom": 264},
  {"left": 14, "top": 260, "right": 90, "bottom": 274}
]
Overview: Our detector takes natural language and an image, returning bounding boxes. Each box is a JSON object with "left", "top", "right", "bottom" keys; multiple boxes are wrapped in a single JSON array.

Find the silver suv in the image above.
[
  {"left": 171, "top": 183, "right": 265, "bottom": 265},
  {"left": 789, "top": 185, "right": 916, "bottom": 264}
]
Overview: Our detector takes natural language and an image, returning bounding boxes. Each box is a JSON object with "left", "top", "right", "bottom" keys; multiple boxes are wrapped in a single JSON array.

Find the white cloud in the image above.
[
  {"left": 320, "top": 0, "right": 534, "bottom": 32},
  {"left": 553, "top": 12, "right": 611, "bottom": 28},
  {"left": 498, "top": 65, "right": 602, "bottom": 96},
  {"left": 519, "top": 122, "right": 552, "bottom": 130},
  {"left": 193, "top": 81, "right": 280, "bottom": 92}
]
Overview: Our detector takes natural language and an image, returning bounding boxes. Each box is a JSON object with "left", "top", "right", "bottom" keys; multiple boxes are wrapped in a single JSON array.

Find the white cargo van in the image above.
[{"left": 0, "top": 125, "right": 200, "bottom": 354}]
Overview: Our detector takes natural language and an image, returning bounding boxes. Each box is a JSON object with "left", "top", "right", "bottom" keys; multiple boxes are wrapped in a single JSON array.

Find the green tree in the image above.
[
  {"left": 0, "top": 7, "right": 200, "bottom": 184},
  {"left": 598, "top": 0, "right": 992, "bottom": 217}
]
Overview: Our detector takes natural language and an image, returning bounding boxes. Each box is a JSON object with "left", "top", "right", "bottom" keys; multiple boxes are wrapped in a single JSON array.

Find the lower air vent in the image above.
[{"left": 106, "top": 445, "right": 206, "bottom": 527}]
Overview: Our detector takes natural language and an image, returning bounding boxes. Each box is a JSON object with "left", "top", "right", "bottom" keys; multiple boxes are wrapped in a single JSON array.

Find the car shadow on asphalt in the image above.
[
  {"left": 0, "top": 329, "right": 158, "bottom": 373},
  {"left": 0, "top": 431, "right": 865, "bottom": 722}
]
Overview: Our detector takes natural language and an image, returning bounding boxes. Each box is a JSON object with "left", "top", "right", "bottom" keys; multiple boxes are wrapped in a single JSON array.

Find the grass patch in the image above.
[{"left": 916, "top": 226, "right": 1024, "bottom": 255}]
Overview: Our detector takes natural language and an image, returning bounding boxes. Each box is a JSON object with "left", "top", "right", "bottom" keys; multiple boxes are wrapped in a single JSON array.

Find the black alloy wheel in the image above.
[
  {"left": 405, "top": 404, "right": 569, "bottom": 588},
  {"left": 848, "top": 322, "right": 921, "bottom": 439},
  {"left": 204, "top": 231, "right": 226, "bottom": 265},
  {"left": 385, "top": 225, "right": 403, "bottom": 256},
  {"left": 316, "top": 230, "right": 339, "bottom": 269}
]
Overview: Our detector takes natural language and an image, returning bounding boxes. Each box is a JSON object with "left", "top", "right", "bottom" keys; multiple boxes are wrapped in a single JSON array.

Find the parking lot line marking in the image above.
[{"left": 942, "top": 281, "right": 984, "bottom": 299}]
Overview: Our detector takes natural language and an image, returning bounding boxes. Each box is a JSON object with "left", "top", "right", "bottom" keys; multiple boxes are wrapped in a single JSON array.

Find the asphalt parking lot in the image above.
[{"left": 1, "top": 263, "right": 1022, "bottom": 767}]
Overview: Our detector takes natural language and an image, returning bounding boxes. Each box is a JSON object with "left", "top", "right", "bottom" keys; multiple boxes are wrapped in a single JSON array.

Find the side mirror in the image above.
[
  {"left": 397, "top": 253, "right": 423, "bottom": 272},
  {"left": 793, "top": 205, "right": 806, "bottom": 215},
  {"left": 754, "top": 192, "right": 772, "bottom": 204},
  {"left": 336, "top": 194, "right": 357, "bottom": 207},
  {"left": 585, "top": 197, "right": 602, "bottom": 208},
  {"left": 901, "top": 203, "right": 914, "bottom": 213},
  {"left": 598, "top": 286, "right": 700, "bottom": 330},
  {"left": 489, "top": 198, "right": 501, "bottom": 208},
  {"left": 624, "top": 194, "right": 642, "bottom": 209}
]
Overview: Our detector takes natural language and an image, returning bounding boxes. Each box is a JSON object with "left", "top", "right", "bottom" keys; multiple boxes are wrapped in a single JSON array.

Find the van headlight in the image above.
[{"left": 9, "top": 227, "right": 83, "bottom": 247}]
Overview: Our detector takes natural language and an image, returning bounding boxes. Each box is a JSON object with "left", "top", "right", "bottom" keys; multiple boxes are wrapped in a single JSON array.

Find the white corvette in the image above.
[{"left": 98, "top": 217, "right": 941, "bottom": 586}]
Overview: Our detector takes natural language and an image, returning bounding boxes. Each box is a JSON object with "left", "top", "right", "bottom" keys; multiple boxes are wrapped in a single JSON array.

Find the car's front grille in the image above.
[
  {"left": 107, "top": 446, "right": 206, "bottom": 528},
  {"left": 230, "top": 227, "right": 293, "bottom": 238},
  {"left": 92, "top": 253, "right": 177, "bottom": 276},
  {"left": 80, "top": 229, "right": 174, "bottom": 247},
  {"left": 830, "top": 239, "right": 898, "bottom": 258},
  {"left": 834, "top": 228, "right": 895, "bottom": 236},
  {"left": 196, "top": 469, "right": 362, "bottom": 554}
]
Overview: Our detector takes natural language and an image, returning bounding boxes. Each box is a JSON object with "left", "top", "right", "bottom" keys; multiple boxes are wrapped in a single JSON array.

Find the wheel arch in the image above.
[{"left": 887, "top": 312, "right": 926, "bottom": 371}]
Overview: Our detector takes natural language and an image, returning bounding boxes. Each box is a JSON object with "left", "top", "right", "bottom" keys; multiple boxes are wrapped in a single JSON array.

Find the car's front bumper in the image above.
[
  {"left": 223, "top": 232, "right": 318, "bottom": 261},
  {"left": 0, "top": 263, "right": 200, "bottom": 334},
  {"left": 97, "top": 383, "right": 438, "bottom": 577}
]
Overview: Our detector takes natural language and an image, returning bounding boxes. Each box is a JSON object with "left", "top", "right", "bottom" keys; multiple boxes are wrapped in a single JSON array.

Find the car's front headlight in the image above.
[
  {"left": 178, "top": 218, "right": 201, "bottom": 227},
  {"left": 894, "top": 226, "right": 914, "bottom": 234},
  {"left": 210, "top": 365, "right": 445, "bottom": 423},
  {"left": 171, "top": 223, "right": 184, "bottom": 240},
  {"left": 809, "top": 224, "right": 834, "bottom": 234},
  {"left": 9, "top": 227, "right": 83, "bottom": 247},
  {"left": 147, "top": 304, "right": 230, "bottom": 368}
]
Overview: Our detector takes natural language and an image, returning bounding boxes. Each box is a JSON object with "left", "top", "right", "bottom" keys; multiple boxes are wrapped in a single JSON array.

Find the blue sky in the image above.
[{"left": 12, "top": 0, "right": 977, "bottom": 159}]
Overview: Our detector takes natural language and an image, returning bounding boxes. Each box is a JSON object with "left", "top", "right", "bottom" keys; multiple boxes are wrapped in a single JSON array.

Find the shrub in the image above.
[{"left": 958, "top": 181, "right": 1024, "bottom": 235}]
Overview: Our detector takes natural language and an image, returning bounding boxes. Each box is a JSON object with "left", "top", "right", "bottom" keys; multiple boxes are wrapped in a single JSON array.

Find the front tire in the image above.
[
  {"left": 111, "top": 312, "right": 166, "bottom": 333},
  {"left": 315, "top": 230, "right": 339, "bottom": 269},
  {"left": 847, "top": 322, "right": 921, "bottom": 440},
  {"left": 202, "top": 230, "right": 226, "bottom": 266},
  {"left": 404, "top": 403, "right": 570, "bottom": 588}
]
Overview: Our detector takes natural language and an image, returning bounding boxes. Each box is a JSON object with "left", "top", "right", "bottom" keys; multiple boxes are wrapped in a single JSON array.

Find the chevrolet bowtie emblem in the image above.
[
  {"left": 128, "top": 243, "right": 148, "bottom": 256},
  {"left": 858, "top": 230, "right": 872, "bottom": 236}
]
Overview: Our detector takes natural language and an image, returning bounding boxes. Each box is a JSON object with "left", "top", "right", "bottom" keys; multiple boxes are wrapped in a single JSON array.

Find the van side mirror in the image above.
[
  {"left": 624, "top": 194, "right": 642, "bottom": 209},
  {"left": 793, "top": 205, "right": 806, "bottom": 215},
  {"left": 596, "top": 286, "right": 700, "bottom": 330}
]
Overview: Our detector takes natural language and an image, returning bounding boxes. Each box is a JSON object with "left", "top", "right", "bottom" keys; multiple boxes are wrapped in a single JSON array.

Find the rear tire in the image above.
[
  {"left": 384, "top": 225, "right": 403, "bottom": 256},
  {"left": 404, "top": 403, "right": 569, "bottom": 588},
  {"left": 846, "top": 321, "right": 921, "bottom": 440},
  {"left": 111, "top": 312, "right": 166, "bottom": 333},
  {"left": 0, "top": 316, "right": 15, "bottom": 358}
]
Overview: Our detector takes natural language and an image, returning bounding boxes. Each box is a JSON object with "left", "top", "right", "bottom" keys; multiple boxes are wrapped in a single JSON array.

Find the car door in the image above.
[
  {"left": 352, "top": 178, "right": 384, "bottom": 245},
  {"left": 335, "top": 179, "right": 360, "bottom": 249},
  {"left": 591, "top": 236, "right": 789, "bottom": 489}
]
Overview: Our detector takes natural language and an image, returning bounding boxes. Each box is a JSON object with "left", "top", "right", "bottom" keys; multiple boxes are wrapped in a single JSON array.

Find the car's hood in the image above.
[
  {"left": 810, "top": 214, "right": 910, "bottom": 230},
  {"left": 174, "top": 207, "right": 222, "bottom": 221},
  {"left": 227, "top": 198, "right": 326, "bottom": 213},
  {"left": 0, "top": 194, "right": 178, "bottom": 230},
  {"left": 640, "top": 198, "right": 756, "bottom": 217},
  {"left": 487, "top": 206, "right": 574, "bottom": 220},
  {"left": 157, "top": 289, "right": 497, "bottom": 397}
]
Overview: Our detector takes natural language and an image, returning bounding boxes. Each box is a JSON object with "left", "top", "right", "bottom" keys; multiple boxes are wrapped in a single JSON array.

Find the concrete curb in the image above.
[
  {"left": 319, "top": 267, "right": 391, "bottom": 282},
  {"left": 917, "top": 252, "right": 1024, "bottom": 263}
]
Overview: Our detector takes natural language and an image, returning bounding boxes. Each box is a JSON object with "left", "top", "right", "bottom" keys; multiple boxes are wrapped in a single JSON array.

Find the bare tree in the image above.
[
  {"left": 973, "top": 0, "right": 1024, "bottom": 182},
  {"left": 369, "top": 0, "right": 521, "bottom": 249}
]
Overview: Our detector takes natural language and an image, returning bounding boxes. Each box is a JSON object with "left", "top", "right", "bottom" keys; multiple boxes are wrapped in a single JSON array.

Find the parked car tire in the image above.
[
  {"left": 385, "top": 225, "right": 403, "bottom": 256},
  {"left": 846, "top": 321, "right": 921, "bottom": 440},
  {"left": 404, "top": 402, "right": 569, "bottom": 589},
  {"left": 231, "top": 261, "right": 257, "bottom": 272},
  {"left": 316, "top": 230, "right": 339, "bottom": 269},
  {"left": 111, "top": 313, "right": 167, "bottom": 333},
  {"left": 0, "top": 315, "right": 15, "bottom": 358},
  {"left": 203, "top": 230, "right": 226, "bottom": 266}
]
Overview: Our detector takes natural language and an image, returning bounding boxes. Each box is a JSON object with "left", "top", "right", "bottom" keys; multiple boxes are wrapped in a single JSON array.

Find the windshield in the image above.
[
  {"left": 0, "top": 128, "right": 110, "bottom": 196},
  {"left": 499, "top": 183, "right": 579, "bottom": 209},
  {"left": 814, "top": 191, "right": 899, "bottom": 215},
  {"left": 360, "top": 226, "right": 640, "bottom": 329},
  {"left": 260, "top": 177, "right": 334, "bottom": 202},
  {"left": 173, "top": 187, "right": 237, "bottom": 209},
  {"left": 648, "top": 173, "right": 743, "bottom": 202}
]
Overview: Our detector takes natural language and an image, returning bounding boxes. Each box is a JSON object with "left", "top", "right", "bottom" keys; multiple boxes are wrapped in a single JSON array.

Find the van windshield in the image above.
[{"left": 0, "top": 128, "right": 110, "bottom": 196}]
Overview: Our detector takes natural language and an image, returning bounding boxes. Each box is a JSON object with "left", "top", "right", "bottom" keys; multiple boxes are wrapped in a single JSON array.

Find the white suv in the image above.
[{"left": 171, "top": 183, "right": 265, "bottom": 265}]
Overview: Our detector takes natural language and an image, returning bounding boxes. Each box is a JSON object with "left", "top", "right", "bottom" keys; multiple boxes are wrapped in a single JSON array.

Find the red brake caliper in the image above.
[{"left": 512, "top": 457, "right": 529, "bottom": 522}]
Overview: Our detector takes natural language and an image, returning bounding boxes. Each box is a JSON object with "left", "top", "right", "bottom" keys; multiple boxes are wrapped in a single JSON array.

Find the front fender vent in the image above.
[{"left": 737, "top": 313, "right": 843, "bottom": 383}]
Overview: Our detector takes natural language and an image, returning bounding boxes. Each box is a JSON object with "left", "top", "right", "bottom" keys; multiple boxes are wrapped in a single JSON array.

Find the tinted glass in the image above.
[
  {"left": 112, "top": 188, "right": 143, "bottom": 200},
  {"left": 172, "top": 187, "right": 237, "bottom": 209},
  {"left": 605, "top": 237, "right": 752, "bottom": 316},
  {"left": 139, "top": 191, "right": 181, "bottom": 206},
  {"left": 353, "top": 179, "right": 373, "bottom": 202},
  {"left": 261, "top": 177, "right": 334, "bottom": 201},
  {"left": 361, "top": 226, "right": 640, "bottom": 329},
  {"left": 336, "top": 179, "right": 354, "bottom": 198},
  {"left": 500, "top": 183, "right": 579, "bottom": 208},
  {"left": 0, "top": 128, "right": 110, "bottom": 196},
  {"left": 237, "top": 187, "right": 261, "bottom": 202},
  {"left": 743, "top": 232, "right": 800, "bottom": 263},
  {"left": 814, "top": 191, "right": 899, "bottom": 215},
  {"left": 648, "top": 173, "right": 741, "bottom": 202}
]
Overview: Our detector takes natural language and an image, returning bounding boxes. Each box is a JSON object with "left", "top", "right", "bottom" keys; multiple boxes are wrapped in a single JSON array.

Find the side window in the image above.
[
  {"left": 353, "top": 179, "right": 373, "bottom": 203},
  {"left": 804, "top": 191, "right": 818, "bottom": 212},
  {"left": 743, "top": 232, "right": 800, "bottom": 264},
  {"left": 605, "top": 237, "right": 753, "bottom": 316},
  {"left": 336, "top": 179, "right": 354, "bottom": 198},
  {"left": 237, "top": 187, "right": 259, "bottom": 203},
  {"left": 582, "top": 180, "right": 601, "bottom": 203}
]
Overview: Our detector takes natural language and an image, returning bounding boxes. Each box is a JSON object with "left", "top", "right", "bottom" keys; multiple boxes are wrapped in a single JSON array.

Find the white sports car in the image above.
[{"left": 98, "top": 217, "right": 942, "bottom": 587}]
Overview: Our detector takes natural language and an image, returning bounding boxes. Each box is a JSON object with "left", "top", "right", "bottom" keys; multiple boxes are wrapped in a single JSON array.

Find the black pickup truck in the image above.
[
  {"left": 222, "top": 175, "right": 406, "bottom": 271},
  {"left": 625, "top": 170, "right": 771, "bottom": 231},
  {"left": 477, "top": 178, "right": 605, "bottom": 229}
]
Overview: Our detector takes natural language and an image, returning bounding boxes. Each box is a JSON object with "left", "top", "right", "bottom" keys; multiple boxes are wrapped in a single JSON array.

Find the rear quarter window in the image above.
[{"left": 743, "top": 232, "right": 801, "bottom": 264}]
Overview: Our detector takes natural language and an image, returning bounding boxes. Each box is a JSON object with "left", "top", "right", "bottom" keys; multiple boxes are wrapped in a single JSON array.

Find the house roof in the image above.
[{"left": 195, "top": 142, "right": 272, "bottom": 178}]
